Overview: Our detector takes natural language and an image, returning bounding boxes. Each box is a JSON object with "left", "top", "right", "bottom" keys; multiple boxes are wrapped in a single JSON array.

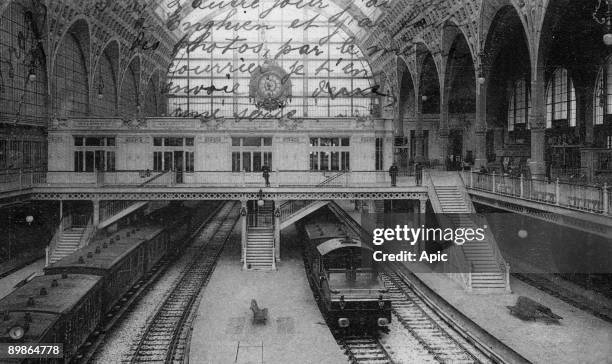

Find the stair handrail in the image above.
[
  {"left": 45, "top": 216, "right": 66, "bottom": 267},
  {"left": 423, "top": 171, "right": 473, "bottom": 291},
  {"left": 278, "top": 200, "right": 313, "bottom": 222},
  {"left": 77, "top": 215, "right": 96, "bottom": 249},
  {"left": 471, "top": 213, "right": 509, "bottom": 278},
  {"left": 317, "top": 171, "right": 347, "bottom": 186}
]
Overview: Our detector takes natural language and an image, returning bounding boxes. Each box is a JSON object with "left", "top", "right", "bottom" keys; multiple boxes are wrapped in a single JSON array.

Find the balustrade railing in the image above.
[
  {"left": 100, "top": 200, "right": 137, "bottom": 222},
  {"left": 0, "top": 169, "right": 46, "bottom": 192},
  {"left": 462, "top": 171, "right": 610, "bottom": 215},
  {"left": 78, "top": 216, "right": 95, "bottom": 249}
]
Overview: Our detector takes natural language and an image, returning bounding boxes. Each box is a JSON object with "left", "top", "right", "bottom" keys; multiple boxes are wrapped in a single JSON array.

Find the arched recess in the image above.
[
  {"left": 446, "top": 34, "right": 476, "bottom": 114},
  {"left": 52, "top": 19, "right": 90, "bottom": 118},
  {"left": 420, "top": 52, "right": 440, "bottom": 114},
  {"left": 143, "top": 71, "right": 159, "bottom": 117},
  {"left": 483, "top": 5, "right": 531, "bottom": 170},
  {"left": 119, "top": 56, "right": 140, "bottom": 117},
  {"left": 0, "top": 1, "right": 48, "bottom": 125},
  {"left": 92, "top": 40, "right": 119, "bottom": 116},
  {"left": 398, "top": 58, "right": 416, "bottom": 129},
  {"left": 537, "top": 0, "right": 609, "bottom": 176}
]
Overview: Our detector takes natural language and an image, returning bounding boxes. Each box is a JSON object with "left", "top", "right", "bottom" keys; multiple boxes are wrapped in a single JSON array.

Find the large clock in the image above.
[{"left": 249, "top": 58, "right": 292, "bottom": 111}]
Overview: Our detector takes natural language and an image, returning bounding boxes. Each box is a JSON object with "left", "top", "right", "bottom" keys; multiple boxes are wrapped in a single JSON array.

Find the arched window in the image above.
[
  {"left": 546, "top": 68, "right": 576, "bottom": 128},
  {"left": 120, "top": 59, "right": 139, "bottom": 117},
  {"left": 507, "top": 78, "right": 530, "bottom": 131},
  {"left": 0, "top": 2, "right": 48, "bottom": 125},
  {"left": 167, "top": 5, "right": 374, "bottom": 118},
  {"left": 594, "top": 57, "right": 612, "bottom": 125},
  {"left": 53, "top": 32, "right": 89, "bottom": 117},
  {"left": 92, "top": 50, "right": 117, "bottom": 116}
]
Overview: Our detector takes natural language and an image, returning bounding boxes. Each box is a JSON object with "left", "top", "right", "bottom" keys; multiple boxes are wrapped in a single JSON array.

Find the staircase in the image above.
[
  {"left": 49, "top": 227, "right": 86, "bottom": 264},
  {"left": 279, "top": 200, "right": 330, "bottom": 229},
  {"left": 426, "top": 171, "right": 510, "bottom": 293},
  {"left": 246, "top": 227, "right": 275, "bottom": 270}
]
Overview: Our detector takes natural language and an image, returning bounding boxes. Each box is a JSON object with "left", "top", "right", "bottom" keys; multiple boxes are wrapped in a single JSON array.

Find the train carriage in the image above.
[
  {"left": 44, "top": 226, "right": 164, "bottom": 314},
  {"left": 0, "top": 274, "right": 103, "bottom": 363},
  {"left": 302, "top": 219, "right": 392, "bottom": 330}
]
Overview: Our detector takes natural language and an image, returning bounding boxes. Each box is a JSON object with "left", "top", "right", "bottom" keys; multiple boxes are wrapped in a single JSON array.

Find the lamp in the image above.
[
  {"left": 257, "top": 189, "right": 264, "bottom": 207},
  {"left": 477, "top": 72, "right": 486, "bottom": 85},
  {"left": 97, "top": 66, "right": 104, "bottom": 99},
  {"left": 240, "top": 206, "right": 247, "bottom": 216},
  {"left": 421, "top": 95, "right": 428, "bottom": 102},
  {"left": 594, "top": 0, "right": 612, "bottom": 45},
  {"left": 274, "top": 208, "right": 280, "bottom": 217},
  {"left": 605, "top": 0, "right": 612, "bottom": 45},
  {"left": 27, "top": 68, "right": 36, "bottom": 82},
  {"left": 25, "top": 215, "right": 34, "bottom": 225}
]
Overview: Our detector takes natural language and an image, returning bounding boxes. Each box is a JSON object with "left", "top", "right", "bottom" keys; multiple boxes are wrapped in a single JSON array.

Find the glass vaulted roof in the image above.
[{"left": 161, "top": 0, "right": 391, "bottom": 118}]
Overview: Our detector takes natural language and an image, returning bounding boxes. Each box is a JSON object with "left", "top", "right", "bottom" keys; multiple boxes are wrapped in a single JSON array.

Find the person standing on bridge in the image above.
[
  {"left": 262, "top": 164, "right": 271, "bottom": 187},
  {"left": 389, "top": 163, "right": 398, "bottom": 187},
  {"left": 415, "top": 162, "right": 423, "bottom": 186}
]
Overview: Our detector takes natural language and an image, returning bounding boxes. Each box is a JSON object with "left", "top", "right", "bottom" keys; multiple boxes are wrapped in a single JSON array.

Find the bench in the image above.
[{"left": 250, "top": 299, "right": 268, "bottom": 324}]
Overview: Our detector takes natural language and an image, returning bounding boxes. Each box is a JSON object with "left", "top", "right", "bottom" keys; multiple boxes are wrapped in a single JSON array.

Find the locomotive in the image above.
[
  {"left": 0, "top": 202, "right": 215, "bottom": 363},
  {"left": 300, "top": 209, "right": 392, "bottom": 330}
]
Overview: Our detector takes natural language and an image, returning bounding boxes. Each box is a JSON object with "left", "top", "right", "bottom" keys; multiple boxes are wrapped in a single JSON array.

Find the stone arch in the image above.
[
  {"left": 398, "top": 57, "right": 416, "bottom": 126},
  {"left": 52, "top": 18, "right": 90, "bottom": 117},
  {"left": 444, "top": 30, "right": 477, "bottom": 114},
  {"left": 483, "top": 5, "right": 532, "bottom": 129},
  {"left": 417, "top": 46, "right": 441, "bottom": 115}
]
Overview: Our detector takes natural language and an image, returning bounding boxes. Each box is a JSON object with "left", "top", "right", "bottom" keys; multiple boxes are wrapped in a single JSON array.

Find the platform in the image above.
[
  {"left": 0, "top": 258, "right": 44, "bottom": 300},
  {"left": 189, "top": 227, "right": 347, "bottom": 364},
  {"left": 408, "top": 264, "right": 612, "bottom": 364}
]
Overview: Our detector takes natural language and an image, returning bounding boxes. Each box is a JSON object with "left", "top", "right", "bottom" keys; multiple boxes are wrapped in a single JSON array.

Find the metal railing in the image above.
[
  {"left": 0, "top": 170, "right": 397, "bottom": 188},
  {"left": 77, "top": 216, "right": 95, "bottom": 249},
  {"left": 100, "top": 200, "right": 137, "bottom": 222},
  {"left": 0, "top": 169, "right": 46, "bottom": 193},
  {"left": 462, "top": 171, "right": 610, "bottom": 215}
]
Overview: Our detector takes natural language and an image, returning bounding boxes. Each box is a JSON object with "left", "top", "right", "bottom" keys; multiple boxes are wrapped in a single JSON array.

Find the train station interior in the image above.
[{"left": 0, "top": 0, "right": 611, "bottom": 363}]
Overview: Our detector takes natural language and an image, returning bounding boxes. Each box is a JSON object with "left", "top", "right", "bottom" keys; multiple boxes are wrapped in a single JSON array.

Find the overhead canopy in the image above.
[{"left": 316, "top": 237, "right": 372, "bottom": 255}]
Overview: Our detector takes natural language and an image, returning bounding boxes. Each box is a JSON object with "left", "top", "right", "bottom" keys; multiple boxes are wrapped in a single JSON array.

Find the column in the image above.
[
  {"left": 474, "top": 81, "right": 487, "bottom": 168},
  {"left": 415, "top": 84, "right": 425, "bottom": 163},
  {"left": 92, "top": 199, "right": 100, "bottom": 227},
  {"left": 241, "top": 200, "right": 247, "bottom": 269},
  {"left": 530, "top": 73, "right": 547, "bottom": 179},
  {"left": 439, "top": 85, "right": 450, "bottom": 163},
  {"left": 274, "top": 205, "right": 281, "bottom": 262}
]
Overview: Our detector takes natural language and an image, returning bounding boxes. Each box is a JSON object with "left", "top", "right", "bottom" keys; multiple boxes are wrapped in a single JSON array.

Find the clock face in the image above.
[{"left": 258, "top": 73, "right": 283, "bottom": 98}]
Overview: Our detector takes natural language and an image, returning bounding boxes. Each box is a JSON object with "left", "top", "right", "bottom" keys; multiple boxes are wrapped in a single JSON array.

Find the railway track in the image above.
[
  {"left": 126, "top": 201, "right": 240, "bottom": 363},
  {"left": 338, "top": 335, "right": 393, "bottom": 364},
  {"left": 382, "top": 271, "right": 491, "bottom": 364}
]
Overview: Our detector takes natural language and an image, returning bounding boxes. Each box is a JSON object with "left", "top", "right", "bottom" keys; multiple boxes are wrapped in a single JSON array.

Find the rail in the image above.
[
  {"left": 422, "top": 171, "right": 473, "bottom": 290},
  {"left": 462, "top": 171, "right": 610, "bottom": 215},
  {"left": 2, "top": 170, "right": 398, "bottom": 188},
  {"left": 77, "top": 216, "right": 95, "bottom": 249},
  {"left": 100, "top": 200, "right": 137, "bottom": 222},
  {"left": 0, "top": 169, "right": 46, "bottom": 193},
  {"left": 278, "top": 200, "right": 314, "bottom": 222},
  {"left": 45, "top": 215, "right": 66, "bottom": 267}
]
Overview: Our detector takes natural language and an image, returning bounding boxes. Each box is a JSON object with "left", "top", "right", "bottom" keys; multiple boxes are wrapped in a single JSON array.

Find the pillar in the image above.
[
  {"left": 92, "top": 199, "right": 100, "bottom": 227},
  {"left": 439, "top": 84, "right": 450, "bottom": 163},
  {"left": 241, "top": 200, "right": 247, "bottom": 268},
  {"left": 274, "top": 205, "right": 280, "bottom": 262},
  {"left": 415, "top": 84, "right": 425, "bottom": 163},
  {"left": 529, "top": 73, "right": 547, "bottom": 179},
  {"left": 474, "top": 81, "right": 487, "bottom": 168},
  {"left": 59, "top": 200, "right": 63, "bottom": 230}
]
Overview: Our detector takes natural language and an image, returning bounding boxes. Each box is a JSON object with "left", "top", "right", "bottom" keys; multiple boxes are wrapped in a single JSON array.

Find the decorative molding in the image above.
[{"left": 30, "top": 190, "right": 429, "bottom": 201}]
